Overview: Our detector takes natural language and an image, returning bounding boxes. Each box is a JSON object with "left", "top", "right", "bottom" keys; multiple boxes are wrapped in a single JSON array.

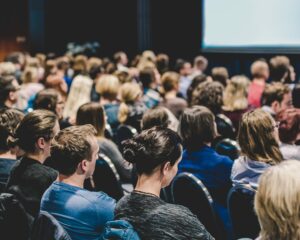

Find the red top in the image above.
[{"left": 247, "top": 81, "right": 265, "bottom": 108}]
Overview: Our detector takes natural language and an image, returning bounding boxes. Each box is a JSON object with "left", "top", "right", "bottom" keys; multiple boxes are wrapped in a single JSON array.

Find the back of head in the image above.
[
  {"left": 269, "top": 56, "right": 290, "bottom": 82},
  {"left": 261, "top": 82, "right": 290, "bottom": 107},
  {"left": 211, "top": 67, "right": 229, "bottom": 86},
  {"left": 223, "top": 75, "right": 250, "bottom": 111},
  {"left": 122, "top": 127, "right": 182, "bottom": 175},
  {"left": 96, "top": 74, "right": 120, "bottom": 101},
  {"left": 76, "top": 102, "right": 105, "bottom": 137},
  {"left": 21, "top": 67, "right": 39, "bottom": 84},
  {"left": 51, "top": 125, "right": 97, "bottom": 176},
  {"left": 156, "top": 53, "right": 169, "bottom": 74},
  {"left": 187, "top": 74, "right": 209, "bottom": 105},
  {"left": 251, "top": 60, "right": 269, "bottom": 79},
  {"left": 277, "top": 108, "right": 300, "bottom": 144},
  {"left": 0, "top": 62, "right": 16, "bottom": 76},
  {"left": 161, "top": 71, "right": 180, "bottom": 93},
  {"left": 238, "top": 109, "right": 282, "bottom": 164},
  {"left": 191, "top": 80, "right": 224, "bottom": 114},
  {"left": 33, "top": 88, "right": 59, "bottom": 113},
  {"left": 0, "top": 109, "right": 24, "bottom": 153},
  {"left": 139, "top": 67, "right": 155, "bottom": 89},
  {"left": 142, "top": 106, "right": 169, "bottom": 130},
  {"left": 293, "top": 84, "right": 300, "bottom": 108},
  {"left": 193, "top": 55, "right": 208, "bottom": 72},
  {"left": 119, "top": 82, "right": 142, "bottom": 103},
  {"left": 179, "top": 106, "right": 216, "bottom": 151},
  {"left": 255, "top": 160, "right": 300, "bottom": 239},
  {"left": 73, "top": 55, "right": 88, "bottom": 76},
  {"left": 9, "top": 110, "right": 57, "bottom": 153}
]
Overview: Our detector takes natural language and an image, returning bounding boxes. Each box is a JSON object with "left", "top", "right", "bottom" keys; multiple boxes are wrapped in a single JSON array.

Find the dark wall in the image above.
[{"left": 44, "top": 0, "right": 138, "bottom": 58}]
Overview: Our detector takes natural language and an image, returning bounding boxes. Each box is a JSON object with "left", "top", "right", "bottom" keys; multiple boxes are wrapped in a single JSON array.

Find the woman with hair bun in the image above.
[
  {"left": 115, "top": 127, "right": 213, "bottom": 240},
  {"left": 6, "top": 109, "right": 59, "bottom": 218}
]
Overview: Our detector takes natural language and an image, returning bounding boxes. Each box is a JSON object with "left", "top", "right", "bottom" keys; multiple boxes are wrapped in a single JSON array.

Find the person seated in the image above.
[
  {"left": 141, "top": 106, "right": 178, "bottom": 132},
  {"left": 118, "top": 82, "right": 148, "bottom": 132},
  {"left": 269, "top": 55, "right": 291, "bottom": 83},
  {"left": 6, "top": 110, "right": 59, "bottom": 218},
  {"left": 248, "top": 59, "right": 269, "bottom": 108},
  {"left": 277, "top": 108, "right": 300, "bottom": 160},
  {"left": 175, "top": 59, "right": 192, "bottom": 99},
  {"left": 76, "top": 102, "right": 132, "bottom": 183},
  {"left": 0, "top": 75, "right": 20, "bottom": 110},
  {"left": 211, "top": 67, "right": 229, "bottom": 87},
  {"left": 33, "top": 88, "right": 71, "bottom": 129},
  {"left": 223, "top": 75, "right": 251, "bottom": 131},
  {"left": 159, "top": 71, "right": 188, "bottom": 119},
  {"left": 96, "top": 74, "right": 121, "bottom": 133},
  {"left": 115, "top": 127, "right": 213, "bottom": 240},
  {"left": 261, "top": 82, "right": 293, "bottom": 118},
  {"left": 231, "top": 109, "right": 283, "bottom": 189},
  {"left": 191, "top": 80, "right": 235, "bottom": 140},
  {"left": 41, "top": 125, "right": 116, "bottom": 240},
  {"left": 178, "top": 106, "right": 233, "bottom": 236},
  {"left": 255, "top": 160, "right": 300, "bottom": 239},
  {"left": 0, "top": 109, "right": 24, "bottom": 189}
]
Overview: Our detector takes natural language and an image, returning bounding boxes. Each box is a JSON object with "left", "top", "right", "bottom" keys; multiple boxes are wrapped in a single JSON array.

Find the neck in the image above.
[
  {"left": 25, "top": 153, "right": 46, "bottom": 164},
  {"left": 135, "top": 174, "right": 162, "bottom": 197},
  {"left": 165, "top": 90, "right": 177, "bottom": 99},
  {"left": 58, "top": 174, "right": 85, "bottom": 188},
  {"left": 0, "top": 151, "right": 16, "bottom": 159}
]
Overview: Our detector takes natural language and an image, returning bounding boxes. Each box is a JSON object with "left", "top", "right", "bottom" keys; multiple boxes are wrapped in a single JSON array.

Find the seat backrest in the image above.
[
  {"left": 0, "top": 193, "right": 33, "bottom": 240},
  {"left": 171, "top": 172, "right": 220, "bottom": 239},
  {"left": 227, "top": 184, "right": 260, "bottom": 239},
  {"left": 215, "top": 138, "right": 240, "bottom": 160},
  {"left": 84, "top": 153, "right": 124, "bottom": 200},
  {"left": 216, "top": 114, "right": 236, "bottom": 140},
  {"left": 31, "top": 210, "right": 71, "bottom": 240},
  {"left": 116, "top": 124, "right": 137, "bottom": 151}
]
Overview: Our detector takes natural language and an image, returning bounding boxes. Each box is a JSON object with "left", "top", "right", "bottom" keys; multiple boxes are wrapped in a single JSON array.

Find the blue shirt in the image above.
[{"left": 41, "top": 181, "right": 116, "bottom": 240}]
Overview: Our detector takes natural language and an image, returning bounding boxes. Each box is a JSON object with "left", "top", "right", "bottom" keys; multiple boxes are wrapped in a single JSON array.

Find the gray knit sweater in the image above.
[{"left": 115, "top": 191, "right": 214, "bottom": 240}]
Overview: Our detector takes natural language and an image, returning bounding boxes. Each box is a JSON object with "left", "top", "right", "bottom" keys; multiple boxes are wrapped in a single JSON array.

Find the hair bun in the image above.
[
  {"left": 7, "top": 135, "right": 19, "bottom": 148},
  {"left": 123, "top": 148, "right": 137, "bottom": 164}
]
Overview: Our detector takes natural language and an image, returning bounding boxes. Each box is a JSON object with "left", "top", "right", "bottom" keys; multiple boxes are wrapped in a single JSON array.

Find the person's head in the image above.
[
  {"left": 73, "top": 55, "right": 88, "bottom": 76},
  {"left": 76, "top": 102, "right": 106, "bottom": 137},
  {"left": 113, "top": 51, "right": 128, "bottom": 66},
  {"left": 276, "top": 108, "right": 300, "bottom": 144},
  {"left": 269, "top": 56, "right": 290, "bottom": 82},
  {"left": 193, "top": 55, "right": 208, "bottom": 72},
  {"left": 141, "top": 106, "right": 179, "bottom": 132},
  {"left": 8, "top": 110, "right": 59, "bottom": 159},
  {"left": 118, "top": 82, "right": 142, "bottom": 123},
  {"left": 191, "top": 81, "right": 224, "bottom": 115},
  {"left": 187, "top": 74, "right": 210, "bottom": 105},
  {"left": 5, "top": 52, "right": 25, "bottom": 69},
  {"left": 139, "top": 67, "right": 155, "bottom": 89},
  {"left": 0, "top": 75, "right": 20, "bottom": 107},
  {"left": 211, "top": 67, "right": 229, "bottom": 87},
  {"left": 33, "top": 89, "right": 64, "bottom": 120},
  {"left": 96, "top": 74, "right": 120, "bottom": 101},
  {"left": 122, "top": 127, "right": 182, "bottom": 187},
  {"left": 156, "top": 53, "right": 169, "bottom": 74},
  {"left": 223, "top": 75, "right": 250, "bottom": 111},
  {"left": 0, "top": 108, "right": 24, "bottom": 155},
  {"left": 238, "top": 109, "right": 283, "bottom": 165},
  {"left": 0, "top": 62, "right": 16, "bottom": 76},
  {"left": 21, "top": 67, "right": 39, "bottom": 83},
  {"left": 251, "top": 60, "right": 269, "bottom": 80},
  {"left": 255, "top": 160, "right": 300, "bottom": 240},
  {"left": 179, "top": 106, "right": 217, "bottom": 151},
  {"left": 161, "top": 71, "right": 180, "bottom": 93},
  {"left": 261, "top": 82, "right": 292, "bottom": 114},
  {"left": 175, "top": 59, "right": 192, "bottom": 76},
  {"left": 51, "top": 125, "right": 98, "bottom": 178}
]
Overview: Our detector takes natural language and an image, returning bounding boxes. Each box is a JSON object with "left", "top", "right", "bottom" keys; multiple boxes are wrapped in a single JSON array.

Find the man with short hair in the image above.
[
  {"left": 0, "top": 75, "right": 20, "bottom": 109},
  {"left": 261, "top": 82, "right": 293, "bottom": 118},
  {"left": 269, "top": 55, "right": 291, "bottom": 83},
  {"left": 41, "top": 125, "right": 115, "bottom": 240}
]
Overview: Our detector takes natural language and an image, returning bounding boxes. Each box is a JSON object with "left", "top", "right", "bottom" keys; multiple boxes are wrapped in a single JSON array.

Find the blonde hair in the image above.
[
  {"left": 21, "top": 67, "right": 39, "bottom": 83},
  {"left": 118, "top": 82, "right": 142, "bottom": 123},
  {"left": 0, "top": 62, "right": 16, "bottom": 76},
  {"left": 223, "top": 75, "right": 250, "bottom": 111},
  {"left": 255, "top": 160, "right": 300, "bottom": 240},
  {"left": 251, "top": 60, "right": 269, "bottom": 78},
  {"left": 161, "top": 71, "right": 180, "bottom": 93},
  {"left": 96, "top": 74, "right": 120, "bottom": 101},
  {"left": 238, "top": 109, "right": 283, "bottom": 164}
]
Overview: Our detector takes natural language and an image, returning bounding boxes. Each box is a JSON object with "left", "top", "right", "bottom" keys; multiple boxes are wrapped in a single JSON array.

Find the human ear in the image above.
[{"left": 36, "top": 137, "right": 46, "bottom": 150}]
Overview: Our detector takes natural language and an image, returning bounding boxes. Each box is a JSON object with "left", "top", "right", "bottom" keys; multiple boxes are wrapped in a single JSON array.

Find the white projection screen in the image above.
[{"left": 202, "top": 0, "right": 300, "bottom": 53}]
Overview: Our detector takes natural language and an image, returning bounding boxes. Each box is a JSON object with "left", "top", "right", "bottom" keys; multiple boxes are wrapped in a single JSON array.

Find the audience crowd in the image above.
[{"left": 1, "top": 50, "right": 300, "bottom": 240}]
